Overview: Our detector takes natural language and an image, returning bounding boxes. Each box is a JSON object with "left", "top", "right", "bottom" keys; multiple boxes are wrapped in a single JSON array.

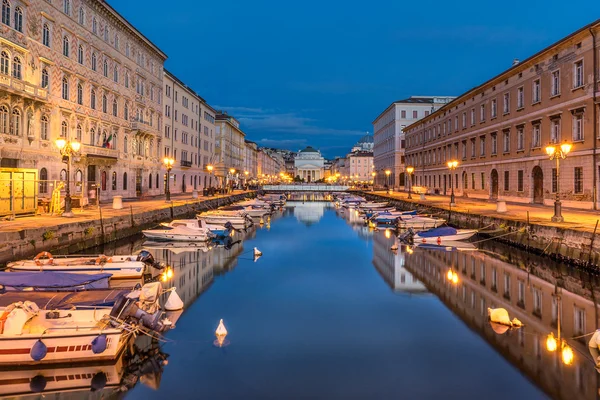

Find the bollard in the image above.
[
  {"left": 192, "top": 190, "right": 199, "bottom": 199},
  {"left": 112, "top": 196, "right": 123, "bottom": 210},
  {"left": 496, "top": 201, "right": 507, "bottom": 213}
]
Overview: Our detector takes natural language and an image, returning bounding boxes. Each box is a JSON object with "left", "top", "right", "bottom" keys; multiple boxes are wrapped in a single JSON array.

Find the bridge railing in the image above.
[{"left": 262, "top": 185, "right": 349, "bottom": 191}]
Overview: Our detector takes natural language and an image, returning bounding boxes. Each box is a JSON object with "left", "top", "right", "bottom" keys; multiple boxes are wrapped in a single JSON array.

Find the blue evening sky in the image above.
[{"left": 114, "top": 0, "right": 598, "bottom": 159}]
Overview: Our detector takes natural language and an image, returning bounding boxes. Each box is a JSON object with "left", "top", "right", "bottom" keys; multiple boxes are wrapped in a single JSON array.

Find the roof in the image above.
[
  {"left": 403, "top": 18, "right": 600, "bottom": 132},
  {"left": 299, "top": 146, "right": 319, "bottom": 153},
  {"left": 372, "top": 96, "right": 455, "bottom": 124},
  {"left": 356, "top": 134, "right": 374, "bottom": 144},
  {"left": 348, "top": 151, "right": 373, "bottom": 157}
]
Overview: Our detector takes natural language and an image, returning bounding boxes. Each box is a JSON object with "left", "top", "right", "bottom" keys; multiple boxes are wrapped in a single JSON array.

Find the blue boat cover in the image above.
[
  {"left": 0, "top": 289, "right": 128, "bottom": 309},
  {"left": 418, "top": 226, "right": 457, "bottom": 238},
  {"left": 0, "top": 271, "right": 112, "bottom": 290}
]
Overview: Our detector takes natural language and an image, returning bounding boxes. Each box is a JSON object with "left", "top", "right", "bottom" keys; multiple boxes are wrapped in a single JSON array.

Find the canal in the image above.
[{"left": 11, "top": 199, "right": 599, "bottom": 399}]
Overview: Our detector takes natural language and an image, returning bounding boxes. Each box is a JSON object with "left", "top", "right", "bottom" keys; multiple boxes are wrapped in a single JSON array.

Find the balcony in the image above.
[
  {"left": 130, "top": 118, "right": 160, "bottom": 137},
  {"left": 0, "top": 75, "right": 48, "bottom": 101},
  {"left": 81, "top": 144, "right": 118, "bottom": 162},
  {"left": 180, "top": 160, "right": 192, "bottom": 168}
]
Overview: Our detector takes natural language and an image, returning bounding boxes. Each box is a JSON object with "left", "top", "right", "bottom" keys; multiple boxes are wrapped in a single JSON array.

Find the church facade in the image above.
[{"left": 294, "top": 146, "right": 324, "bottom": 182}]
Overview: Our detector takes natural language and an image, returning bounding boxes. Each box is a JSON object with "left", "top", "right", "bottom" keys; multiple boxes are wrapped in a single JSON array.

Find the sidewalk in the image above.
[
  {"left": 0, "top": 191, "right": 249, "bottom": 233},
  {"left": 368, "top": 190, "right": 600, "bottom": 234}
]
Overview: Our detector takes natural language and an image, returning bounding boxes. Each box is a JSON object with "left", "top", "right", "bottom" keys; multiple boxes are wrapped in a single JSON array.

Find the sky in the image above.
[{"left": 114, "top": 0, "right": 599, "bottom": 159}]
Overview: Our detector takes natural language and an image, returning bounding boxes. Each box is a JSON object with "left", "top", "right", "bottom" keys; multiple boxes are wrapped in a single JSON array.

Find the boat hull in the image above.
[
  {"left": 414, "top": 229, "right": 478, "bottom": 243},
  {"left": 142, "top": 230, "right": 210, "bottom": 242}
]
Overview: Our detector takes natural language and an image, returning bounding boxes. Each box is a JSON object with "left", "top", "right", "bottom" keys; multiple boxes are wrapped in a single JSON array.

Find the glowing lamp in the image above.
[
  {"left": 207, "top": 164, "right": 214, "bottom": 172},
  {"left": 71, "top": 139, "right": 81, "bottom": 152},
  {"left": 385, "top": 170, "right": 391, "bottom": 176},
  {"left": 561, "top": 343, "right": 574, "bottom": 365},
  {"left": 560, "top": 143, "right": 572, "bottom": 155},
  {"left": 546, "top": 332, "right": 558, "bottom": 352},
  {"left": 545, "top": 145, "right": 556, "bottom": 157},
  {"left": 244, "top": 171, "right": 249, "bottom": 176},
  {"left": 406, "top": 166, "right": 414, "bottom": 174},
  {"left": 55, "top": 138, "right": 67, "bottom": 150},
  {"left": 166, "top": 267, "right": 174, "bottom": 279},
  {"left": 384, "top": 229, "right": 391, "bottom": 239},
  {"left": 452, "top": 273, "right": 459, "bottom": 284},
  {"left": 229, "top": 168, "right": 236, "bottom": 174},
  {"left": 447, "top": 270, "right": 453, "bottom": 280}
]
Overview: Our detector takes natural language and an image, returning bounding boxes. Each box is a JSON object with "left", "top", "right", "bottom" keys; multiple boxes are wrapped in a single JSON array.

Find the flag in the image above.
[{"left": 102, "top": 133, "right": 113, "bottom": 149}]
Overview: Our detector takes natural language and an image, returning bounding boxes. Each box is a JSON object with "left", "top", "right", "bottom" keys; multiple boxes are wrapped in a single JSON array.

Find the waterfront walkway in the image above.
[
  {"left": 0, "top": 191, "right": 248, "bottom": 233},
  {"left": 367, "top": 190, "right": 600, "bottom": 234}
]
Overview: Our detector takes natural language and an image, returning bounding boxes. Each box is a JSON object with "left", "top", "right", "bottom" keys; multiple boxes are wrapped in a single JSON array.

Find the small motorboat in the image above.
[
  {"left": 198, "top": 212, "right": 253, "bottom": 228},
  {"left": 143, "top": 221, "right": 215, "bottom": 242},
  {"left": 7, "top": 251, "right": 162, "bottom": 279},
  {"left": 218, "top": 205, "right": 271, "bottom": 218},
  {"left": 413, "top": 226, "right": 478, "bottom": 243},
  {"left": 396, "top": 215, "right": 446, "bottom": 230},
  {"left": 414, "top": 241, "right": 478, "bottom": 252},
  {"left": 160, "top": 219, "right": 232, "bottom": 237}
]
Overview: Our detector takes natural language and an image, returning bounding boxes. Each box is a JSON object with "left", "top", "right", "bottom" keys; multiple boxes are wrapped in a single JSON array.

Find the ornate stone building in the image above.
[
  {"left": 0, "top": 0, "right": 166, "bottom": 205},
  {"left": 294, "top": 146, "right": 324, "bottom": 182}
]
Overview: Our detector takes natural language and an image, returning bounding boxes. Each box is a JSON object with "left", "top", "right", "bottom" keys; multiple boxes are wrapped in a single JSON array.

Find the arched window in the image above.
[
  {"left": 75, "top": 170, "right": 82, "bottom": 192},
  {"left": 123, "top": 135, "right": 128, "bottom": 153},
  {"left": 63, "top": 0, "right": 70, "bottom": 15},
  {"left": 114, "top": 34, "right": 119, "bottom": 49},
  {"left": 92, "top": 17, "right": 97, "bottom": 34},
  {"left": 42, "top": 24, "right": 50, "bottom": 46},
  {"left": 0, "top": 105, "right": 7, "bottom": 133},
  {"left": 60, "top": 120, "right": 67, "bottom": 137},
  {"left": 60, "top": 169, "right": 67, "bottom": 182},
  {"left": 78, "top": 6, "right": 84, "bottom": 25},
  {"left": 103, "top": 25, "right": 108, "bottom": 42},
  {"left": 2, "top": 0, "right": 10, "bottom": 26},
  {"left": 124, "top": 72, "right": 129, "bottom": 88},
  {"left": 76, "top": 124, "right": 82, "bottom": 141},
  {"left": 156, "top": 173, "right": 159, "bottom": 190},
  {"left": 77, "top": 44, "right": 83, "bottom": 64},
  {"left": 124, "top": 103, "right": 128, "bottom": 120},
  {"left": 90, "top": 89, "right": 96, "bottom": 109},
  {"left": 76, "top": 83, "right": 83, "bottom": 104},
  {"left": 102, "top": 94, "right": 107, "bottom": 113},
  {"left": 90, "top": 127, "right": 95, "bottom": 145},
  {"left": 149, "top": 173, "right": 152, "bottom": 189},
  {"left": 91, "top": 52, "right": 96, "bottom": 71},
  {"left": 62, "top": 35, "right": 69, "bottom": 57},
  {"left": 125, "top": 43, "right": 130, "bottom": 57},
  {"left": 0, "top": 51, "right": 8, "bottom": 75},
  {"left": 101, "top": 130, "right": 107, "bottom": 146},
  {"left": 112, "top": 98, "right": 117, "bottom": 116},
  {"left": 103, "top": 59, "right": 108, "bottom": 77},
  {"left": 40, "top": 115, "right": 48, "bottom": 140},
  {"left": 13, "top": 6, "right": 21, "bottom": 32},
  {"left": 11, "top": 56, "right": 21, "bottom": 79},
  {"left": 123, "top": 172, "right": 128, "bottom": 190},
  {"left": 39, "top": 168, "right": 48, "bottom": 194},
  {"left": 41, "top": 68, "right": 48, "bottom": 88},
  {"left": 61, "top": 76, "right": 69, "bottom": 100},
  {"left": 101, "top": 170, "right": 106, "bottom": 191},
  {"left": 113, "top": 65, "right": 118, "bottom": 82},
  {"left": 10, "top": 108, "right": 20, "bottom": 135},
  {"left": 111, "top": 171, "right": 117, "bottom": 190}
]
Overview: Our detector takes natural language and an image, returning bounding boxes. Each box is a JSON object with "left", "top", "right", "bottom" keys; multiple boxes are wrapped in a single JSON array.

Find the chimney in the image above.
[{"left": 512, "top": 58, "right": 520, "bottom": 66}]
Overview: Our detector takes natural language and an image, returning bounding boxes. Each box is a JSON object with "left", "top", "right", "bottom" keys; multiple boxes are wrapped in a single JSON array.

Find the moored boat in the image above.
[{"left": 413, "top": 226, "right": 478, "bottom": 243}]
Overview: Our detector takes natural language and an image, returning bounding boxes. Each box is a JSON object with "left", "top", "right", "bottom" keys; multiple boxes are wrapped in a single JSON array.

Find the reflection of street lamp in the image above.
[
  {"left": 163, "top": 157, "right": 174, "bottom": 201},
  {"left": 371, "top": 171, "right": 376, "bottom": 191},
  {"left": 447, "top": 160, "right": 458, "bottom": 206},
  {"left": 546, "top": 142, "right": 572, "bottom": 223},
  {"left": 545, "top": 288, "right": 574, "bottom": 365},
  {"left": 446, "top": 268, "right": 459, "bottom": 284},
  {"left": 55, "top": 138, "right": 81, "bottom": 217},
  {"left": 406, "top": 166, "right": 414, "bottom": 199}
]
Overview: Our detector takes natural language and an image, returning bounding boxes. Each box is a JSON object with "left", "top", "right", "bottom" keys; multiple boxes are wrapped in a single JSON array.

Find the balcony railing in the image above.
[
  {"left": 129, "top": 118, "right": 160, "bottom": 135},
  {"left": 180, "top": 160, "right": 192, "bottom": 168},
  {"left": 0, "top": 75, "right": 48, "bottom": 100},
  {"left": 82, "top": 144, "right": 118, "bottom": 159}
]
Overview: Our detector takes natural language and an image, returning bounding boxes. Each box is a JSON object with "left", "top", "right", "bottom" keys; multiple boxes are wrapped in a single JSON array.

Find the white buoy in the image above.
[
  {"left": 254, "top": 247, "right": 262, "bottom": 257},
  {"left": 164, "top": 290, "right": 184, "bottom": 311},
  {"left": 215, "top": 319, "right": 228, "bottom": 337}
]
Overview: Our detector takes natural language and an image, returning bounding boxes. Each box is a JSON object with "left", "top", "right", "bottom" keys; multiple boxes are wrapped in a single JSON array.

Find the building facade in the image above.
[
  {"left": 0, "top": 0, "right": 167, "bottom": 207},
  {"left": 294, "top": 146, "right": 324, "bottom": 182},
  {"left": 373, "top": 96, "right": 454, "bottom": 188},
  {"left": 244, "top": 140, "right": 258, "bottom": 182},
  {"left": 215, "top": 111, "right": 244, "bottom": 187},
  {"left": 347, "top": 151, "right": 373, "bottom": 182},
  {"left": 404, "top": 20, "right": 600, "bottom": 209}
]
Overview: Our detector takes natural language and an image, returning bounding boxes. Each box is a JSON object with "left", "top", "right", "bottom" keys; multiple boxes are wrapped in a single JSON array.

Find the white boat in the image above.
[
  {"left": 397, "top": 216, "right": 446, "bottom": 230},
  {"left": 414, "top": 241, "right": 478, "bottom": 252},
  {"left": 142, "top": 221, "right": 214, "bottom": 242},
  {"left": 413, "top": 226, "right": 478, "bottom": 243},
  {"left": 7, "top": 251, "right": 161, "bottom": 279},
  {"left": 160, "top": 219, "right": 231, "bottom": 236},
  {"left": 143, "top": 240, "right": 212, "bottom": 254},
  {"left": 358, "top": 202, "right": 389, "bottom": 209},
  {"left": 198, "top": 212, "right": 253, "bottom": 228},
  {"left": 218, "top": 205, "right": 271, "bottom": 218}
]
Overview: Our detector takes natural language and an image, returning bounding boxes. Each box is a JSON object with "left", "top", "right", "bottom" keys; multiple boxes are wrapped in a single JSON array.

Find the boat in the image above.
[
  {"left": 7, "top": 251, "right": 162, "bottom": 279},
  {"left": 0, "top": 281, "right": 176, "bottom": 365},
  {"left": 197, "top": 212, "right": 253, "bottom": 228},
  {"left": 218, "top": 205, "right": 271, "bottom": 218},
  {"left": 142, "top": 222, "right": 215, "bottom": 242},
  {"left": 370, "top": 210, "right": 418, "bottom": 224},
  {"left": 358, "top": 202, "right": 389, "bottom": 210},
  {"left": 396, "top": 215, "right": 446, "bottom": 230},
  {"left": 0, "top": 271, "right": 112, "bottom": 291},
  {"left": 159, "top": 219, "right": 232, "bottom": 237},
  {"left": 414, "top": 241, "right": 478, "bottom": 252},
  {"left": 413, "top": 226, "right": 478, "bottom": 243},
  {"left": 143, "top": 240, "right": 212, "bottom": 254}
]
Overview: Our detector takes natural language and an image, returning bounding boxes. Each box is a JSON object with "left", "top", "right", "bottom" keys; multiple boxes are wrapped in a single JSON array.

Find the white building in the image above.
[
  {"left": 294, "top": 146, "right": 324, "bottom": 182},
  {"left": 372, "top": 96, "right": 454, "bottom": 188}
]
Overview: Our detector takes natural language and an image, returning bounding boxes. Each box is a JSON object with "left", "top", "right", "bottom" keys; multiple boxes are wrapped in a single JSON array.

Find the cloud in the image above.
[
  {"left": 237, "top": 110, "right": 363, "bottom": 136},
  {"left": 257, "top": 138, "right": 307, "bottom": 148}
]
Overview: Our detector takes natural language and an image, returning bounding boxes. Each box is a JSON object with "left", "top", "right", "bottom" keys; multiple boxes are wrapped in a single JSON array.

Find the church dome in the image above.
[
  {"left": 299, "top": 146, "right": 319, "bottom": 153},
  {"left": 357, "top": 134, "right": 373, "bottom": 144}
]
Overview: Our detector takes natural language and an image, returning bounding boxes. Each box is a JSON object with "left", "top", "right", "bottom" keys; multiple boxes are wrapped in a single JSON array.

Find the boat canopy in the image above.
[
  {"left": 0, "top": 289, "right": 129, "bottom": 309},
  {"left": 0, "top": 271, "right": 111, "bottom": 291},
  {"left": 418, "top": 226, "right": 457, "bottom": 238}
]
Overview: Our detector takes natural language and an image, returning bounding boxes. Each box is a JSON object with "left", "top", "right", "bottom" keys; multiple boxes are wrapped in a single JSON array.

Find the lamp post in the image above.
[
  {"left": 546, "top": 142, "right": 572, "bottom": 223},
  {"left": 385, "top": 169, "right": 391, "bottom": 193},
  {"left": 371, "top": 171, "right": 376, "bottom": 191},
  {"left": 545, "top": 286, "right": 574, "bottom": 366},
  {"left": 244, "top": 170, "right": 249, "bottom": 189},
  {"left": 229, "top": 168, "right": 236, "bottom": 192},
  {"left": 447, "top": 160, "right": 458, "bottom": 206},
  {"left": 163, "top": 157, "right": 174, "bottom": 201},
  {"left": 55, "top": 138, "right": 81, "bottom": 217},
  {"left": 406, "top": 166, "right": 414, "bottom": 199}
]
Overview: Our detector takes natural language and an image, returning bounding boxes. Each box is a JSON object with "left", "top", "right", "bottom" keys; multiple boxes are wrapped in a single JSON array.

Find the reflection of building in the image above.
[
  {"left": 404, "top": 246, "right": 599, "bottom": 400},
  {"left": 372, "top": 232, "right": 427, "bottom": 293},
  {"left": 294, "top": 146, "right": 325, "bottom": 182},
  {"left": 290, "top": 201, "right": 326, "bottom": 225}
]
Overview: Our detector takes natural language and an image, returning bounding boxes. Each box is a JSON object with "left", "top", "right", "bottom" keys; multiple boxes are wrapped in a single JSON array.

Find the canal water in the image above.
[{"left": 10, "top": 199, "right": 600, "bottom": 399}]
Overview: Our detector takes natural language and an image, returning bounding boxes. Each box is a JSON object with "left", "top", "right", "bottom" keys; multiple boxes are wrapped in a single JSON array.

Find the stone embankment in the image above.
[
  {"left": 360, "top": 192, "right": 600, "bottom": 272},
  {"left": 0, "top": 192, "right": 251, "bottom": 265}
]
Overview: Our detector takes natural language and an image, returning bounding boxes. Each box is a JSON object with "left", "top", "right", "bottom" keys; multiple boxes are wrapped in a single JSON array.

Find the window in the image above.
[
  {"left": 91, "top": 53, "right": 96, "bottom": 71},
  {"left": 11, "top": 56, "right": 21, "bottom": 79},
  {"left": 462, "top": 112, "right": 466, "bottom": 128},
  {"left": 0, "top": 51, "right": 8, "bottom": 75},
  {"left": 61, "top": 76, "right": 69, "bottom": 100},
  {"left": 470, "top": 108, "right": 475, "bottom": 125},
  {"left": 552, "top": 168, "right": 557, "bottom": 193},
  {"left": 503, "top": 93, "right": 510, "bottom": 114},
  {"left": 517, "top": 126, "right": 524, "bottom": 150},
  {"left": 78, "top": 6, "right": 84, "bottom": 24},
  {"left": 574, "top": 307, "right": 586, "bottom": 335},
  {"left": 517, "top": 87, "right": 524, "bottom": 109},
  {"left": 533, "top": 79, "right": 540, "bottom": 103},
  {"left": 480, "top": 136, "right": 486, "bottom": 156},
  {"left": 503, "top": 130, "right": 510, "bottom": 153},
  {"left": 76, "top": 83, "right": 82, "bottom": 104},
  {"left": 481, "top": 172, "right": 485, "bottom": 190},
  {"left": 102, "top": 94, "right": 107, "bottom": 113},
  {"left": 572, "top": 114, "right": 583, "bottom": 141},
  {"left": 480, "top": 104, "right": 485, "bottom": 121},
  {"left": 125, "top": 43, "right": 130, "bottom": 57},
  {"left": 551, "top": 119, "right": 560, "bottom": 143},
  {"left": 39, "top": 168, "right": 48, "bottom": 194},
  {"left": 471, "top": 173, "right": 475, "bottom": 189},
  {"left": 111, "top": 171, "right": 117, "bottom": 190},
  {"left": 90, "top": 128, "right": 95, "bottom": 145},
  {"left": 123, "top": 136, "right": 128, "bottom": 153},
  {"left": 63, "top": 0, "right": 70, "bottom": 15},
  {"left": 13, "top": 6, "right": 21, "bottom": 32},
  {"left": 491, "top": 134, "right": 497, "bottom": 155},
  {"left": 112, "top": 98, "right": 117, "bottom": 116},
  {"left": 517, "top": 170, "right": 523, "bottom": 192},
  {"left": 412, "top": 110, "right": 417, "bottom": 119},
  {"left": 92, "top": 17, "right": 97, "bottom": 34},
  {"left": 9, "top": 108, "right": 18, "bottom": 135},
  {"left": 124, "top": 103, "right": 128, "bottom": 120},
  {"left": 574, "top": 167, "right": 583, "bottom": 194},
  {"left": 62, "top": 35, "right": 69, "bottom": 57},
  {"left": 75, "top": 123, "right": 82, "bottom": 141},
  {"left": 41, "top": 68, "right": 49, "bottom": 89},
  {"left": 470, "top": 138, "right": 475, "bottom": 158},
  {"left": 113, "top": 65, "right": 118, "bottom": 82},
  {"left": 101, "top": 171, "right": 106, "bottom": 191},
  {"left": 42, "top": 24, "right": 50, "bottom": 46},
  {"left": 0, "top": 105, "right": 7, "bottom": 133},
  {"left": 518, "top": 281, "right": 525, "bottom": 306},
  {"left": 124, "top": 72, "right": 129, "bottom": 88},
  {"left": 532, "top": 124, "right": 541, "bottom": 148},
  {"left": 504, "top": 171, "right": 509, "bottom": 191},
  {"left": 40, "top": 115, "right": 48, "bottom": 140},
  {"left": 103, "top": 59, "right": 108, "bottom": 77},
  {"left": 90, "top": 89, "right": 96, "bottom": 109},
  {"left": 551, "top": 70, "right": 560, "bottom": 96},
  {"left": 1, "top": 0, "right": 9, "bottom": 25},
  {"left": 574, "top": 60, "right": 584, "bottom": 88},
  {"left": 114, "top": 34, "right": 119, "bottom": 50},
  {"left": 60, "top": 120, "right": 67, "bottom": 137},
  {"left": 401, "top": 110, "right": 406, "bottom": 118},
  {"left": 103, "top": 25, "right": 108, "bottom": 42},
  {"left": 77, "top": 44, "right": 83, "bottom": 64},
  {"left": 149, "top": 173, "right": 152, "bottom": 189}
]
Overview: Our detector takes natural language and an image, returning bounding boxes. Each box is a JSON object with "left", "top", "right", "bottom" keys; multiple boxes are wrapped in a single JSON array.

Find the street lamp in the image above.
[
  {"left": 406, "top": 166, "right": 414, "bottom": 199},
  {"left": 163, "top": 157, "right": 174, "bottom": 201},
  {"left": 545, "top": 288, "right": 574, "bottom": 365},
  {"left": 371, "top": 171, "right": 376, "bottom": 192},
  {"left": 385, "top": 169, "right": 391, "bottom": 192},
  {"left": 546, "top": 142, "right": 572, "bottom": 223},
  {"left": 447, "top": 160, "right": 458, "bottom": 206},
  {"left": 55, "top": 138, "right": 81, "bottom": 217}
]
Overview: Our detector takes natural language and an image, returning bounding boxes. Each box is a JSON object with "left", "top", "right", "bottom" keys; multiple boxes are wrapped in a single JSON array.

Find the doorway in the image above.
[
  {"left": 490, "top": 169, "right": 499, "bottom": 200},
  {"left": 135, "top": 169, "right": 142, "bottom": 197},
  {"left": 532, "top": 166, "right": 544, "bottom": 204}
]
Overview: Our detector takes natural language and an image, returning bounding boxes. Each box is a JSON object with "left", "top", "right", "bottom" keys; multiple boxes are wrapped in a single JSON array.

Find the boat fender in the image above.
[
  {"left": 437, "top": 237, "right": 442, "bottom": 245},
  {"left": 29, "top": 375, "right": 47, "bottom": 392},
  {"left": 164, "top": 290, "right": 184, "bottom": 311},
  {"left": 30, "top": 340, "right": 47, "bottom": 361},
  {"left": 91, "top": 372, "right": 107, "bottom": 391},
  {"left": 91, "top": 334, "right": 108, "bottom": 354},
  {"left": 33, "top": 251, "right": 53, "bottom": 267}
]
